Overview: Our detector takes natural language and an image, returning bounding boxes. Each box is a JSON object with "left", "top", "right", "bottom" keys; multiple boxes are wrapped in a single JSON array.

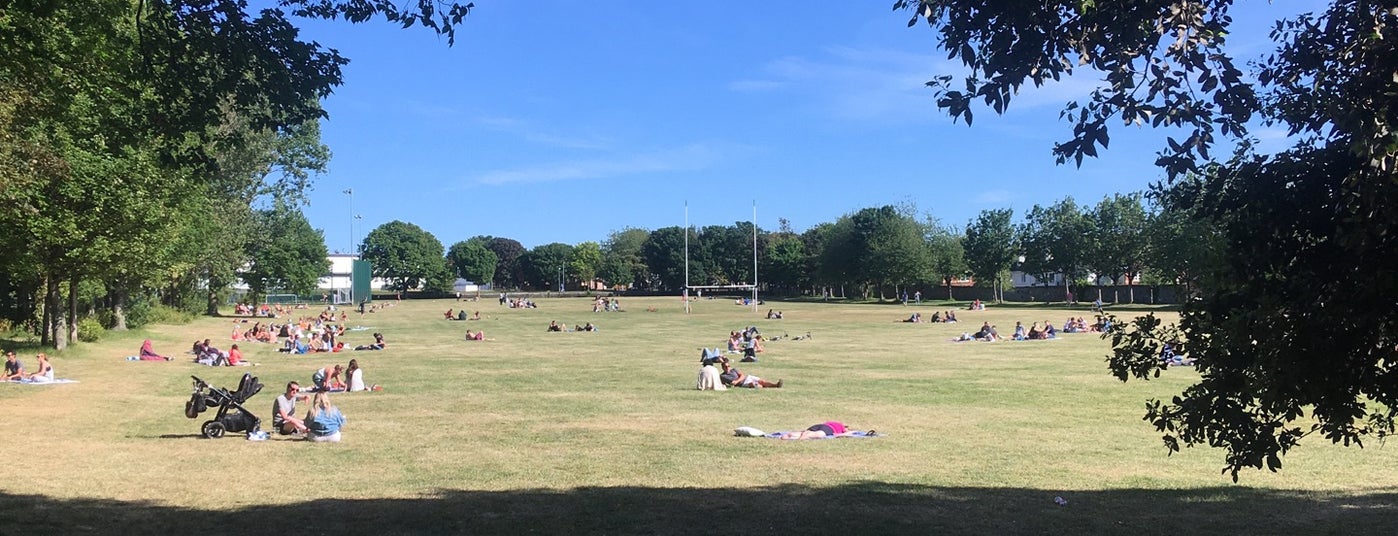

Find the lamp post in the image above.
[
  {"left": 343, "top": 189, "right": 354, "bottom": 255},
  {"left": 342, "top": 188, "right": 353, "bottom": 305},
  {"left": 353, "top": 215, "right": 363, "bottom": 254}
]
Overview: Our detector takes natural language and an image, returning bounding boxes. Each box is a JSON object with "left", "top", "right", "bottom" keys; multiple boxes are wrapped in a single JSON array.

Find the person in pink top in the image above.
[
  {"left": 779, "top": 421, "right": 859, "bottom": 439},
  {"left": 138, "top": 339, "right": 173, "bottom": 361}
]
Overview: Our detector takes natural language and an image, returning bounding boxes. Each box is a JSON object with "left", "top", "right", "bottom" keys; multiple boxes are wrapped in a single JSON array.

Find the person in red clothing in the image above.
[
  {"left": 138, "top": 339, "right": 173, "bottom": 361},
  {"left": 226, "top": 344, "right": 244, "bottom": 366}
]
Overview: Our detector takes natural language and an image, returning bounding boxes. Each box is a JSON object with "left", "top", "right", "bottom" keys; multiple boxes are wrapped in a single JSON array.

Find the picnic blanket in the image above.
[
  {"left": 765, "top": 430, "right": 880, "bottom": 439},
  {"left": 5, "top": 378, "right": 79, "bottom": 384}
]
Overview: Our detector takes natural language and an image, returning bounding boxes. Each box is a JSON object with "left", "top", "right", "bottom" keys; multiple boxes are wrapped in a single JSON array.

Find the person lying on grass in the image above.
[
  {"left": 354, "top": 333, "right": 386, "bottom": 351},
  {"left": 718, "top": 357, "right": 781, "bottom": 389},
  {"left": 779, "top": 421, "right": 863, "bottom": 440}
]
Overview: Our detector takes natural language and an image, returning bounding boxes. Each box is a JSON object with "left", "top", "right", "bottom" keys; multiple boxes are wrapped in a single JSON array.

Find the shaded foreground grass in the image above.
[
  {"left": 1, "top": 297, "right": 1394, "bottom": 534},
  {"left": 2, "top": 483, "right": 1395, "bottom": 535}
]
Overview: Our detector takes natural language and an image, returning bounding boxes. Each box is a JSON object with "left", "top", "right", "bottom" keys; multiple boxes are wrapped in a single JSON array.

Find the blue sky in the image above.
[{"left": 286, "top": 1, "right": 1325, "bottom": 252}]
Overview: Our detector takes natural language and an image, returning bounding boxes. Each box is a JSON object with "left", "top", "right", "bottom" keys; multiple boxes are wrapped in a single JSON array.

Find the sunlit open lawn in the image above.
[{"left": 1, "top": 296, "right": 1394, "bottom": 535}]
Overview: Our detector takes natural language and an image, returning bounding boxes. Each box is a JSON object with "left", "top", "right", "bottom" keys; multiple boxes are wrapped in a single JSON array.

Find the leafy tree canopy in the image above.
[
  {"left": 361, "top": 220, "right": 447, "bottom": 291},
  {"left": 447, "top": 240, "right": 499, "bottom": 285},
  {"left": 242, "top": 203, "right": 331, "bottom": 299}
]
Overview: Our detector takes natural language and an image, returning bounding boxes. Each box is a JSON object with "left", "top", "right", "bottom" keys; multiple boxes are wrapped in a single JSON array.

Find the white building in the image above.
[{"left": 321, "top": 254, "right": 391, "bottom": 292}]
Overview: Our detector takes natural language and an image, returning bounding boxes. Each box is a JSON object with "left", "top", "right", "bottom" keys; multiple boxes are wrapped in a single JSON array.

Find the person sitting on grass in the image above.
[
  {"left": 929, "top": 311, "right": 942, "bottom": 323},
  {"left": 139, "top": 339, "right": 173, "bottom": 361},
  {"left": 1012, "top": 322, "right": 1026, "bottom": 341},
  {"left": 273, "top": 381, "right": 310, "bottom": 435},
  {"left": 1043, "top": 320, "right": 1058, "bottom": 339},
  {"left": 974, "top": 322, "right": 994, "bottom": 341},
  {"left": 471, "top": 311, "right": 482, "bottom": 320},
  {"left": 1160, "top": 341, "right": 1195, "bottom": 366},
  {"left": 718, "top": 358, "right": 782, "bottom": 389},
  {"left": 779, "top": 421, "right": 863, "bottom": 440},
  {"left": 1062, "top": 317, "right": 1081, "bottom": 333},
  {"left": 945, "top": 311, "right": 958, "bottom": 323},
  {"left": 345, "top": 359, "right": 378, "bottom": 392},
  {"left": 304, "top": 392, "right": 346, "bottom": 442},
  {"left": 740, "top": 333, "right": 760, "bottom": 362},
  {"left": 312, "top": 364, "right": 346, "bottom": 391},
  {"left": 547, "top": 320, "right": 563, "bottom": 332},
  {"left": 226, "top": 344, "right": 245, "bottom": 366},
  {"left": 1027, "top": 323, "right": 1044, "bottom": 340},
  {"left": 2, "top": 351, "right": 23, "bottom": 381}
]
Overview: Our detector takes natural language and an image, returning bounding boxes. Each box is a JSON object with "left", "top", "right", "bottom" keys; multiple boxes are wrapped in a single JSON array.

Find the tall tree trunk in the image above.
[
  {"left": 40, "top": 275, "right": 51, "bottom": 346},
  {"left": 67, "top": 276, "right": 78, "bottom": 344},
  {"left": 206, "top": 272, "right": 224, "bottom": 316},
  {"left": 46, "top": 275, "right": 66, "bottom": 350},
  {"left": 110, "top": 285, "right": 129, "bottom": 331}
]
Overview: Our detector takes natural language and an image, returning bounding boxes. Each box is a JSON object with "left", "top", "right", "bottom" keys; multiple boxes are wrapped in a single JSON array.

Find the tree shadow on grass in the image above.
[{"left": 1, "top": 482, "right": 1394, "bottom": 535}]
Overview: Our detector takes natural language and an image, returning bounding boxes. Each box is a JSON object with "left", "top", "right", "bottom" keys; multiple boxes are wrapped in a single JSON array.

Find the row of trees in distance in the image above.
[{"left": 358, "top": 192, "right": 1207, "bottom": 304}]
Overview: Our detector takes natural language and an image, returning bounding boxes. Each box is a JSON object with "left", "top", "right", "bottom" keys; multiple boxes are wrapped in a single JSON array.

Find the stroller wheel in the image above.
[{"left": 201, "top": 420, "right": 226, "bottom": 439}]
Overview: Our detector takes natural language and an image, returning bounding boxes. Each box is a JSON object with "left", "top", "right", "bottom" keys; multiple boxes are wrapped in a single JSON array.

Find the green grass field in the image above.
[{"left": 1, "top": 297, "right": 1394, "bottom": 535}]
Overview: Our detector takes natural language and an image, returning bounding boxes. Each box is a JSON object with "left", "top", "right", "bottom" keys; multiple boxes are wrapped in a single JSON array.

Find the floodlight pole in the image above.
[
  {"left": 683, "top": 201, "right": 691, "bottom": 314},
  {"left": 342, "top": 188, "right": 355, "bottom": 304}
]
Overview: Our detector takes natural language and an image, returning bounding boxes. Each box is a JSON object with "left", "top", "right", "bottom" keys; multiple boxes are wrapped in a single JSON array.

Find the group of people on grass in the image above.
[
  {"left": 271, "top": 381, "right": 348, "bottom": 442},
  {"left": 547, "top": 320, "right": 597, "bottom": 332},
  {"left": 499, "top": 294, "right": 538, "bottom": 308},
  {"left": 268, "top": 358, "right": 382, "bottom": 442},
  {"left": 698, "top": 349, "right": 782, "bottom": 389},
  {"left": 592, "top": 297, "right": 622, "bottom": 312},
  {"left": 904, "top": 310, "right": 959, "bottom": 323},
  {"left": 727, "top": 328, "right": 764, "bottom": 361},
  {"left": 444, "top": 309, "right": 483, "bottom": 321},
  {"left": 3, "top": 350, "right": 54, "bottom": 383}
]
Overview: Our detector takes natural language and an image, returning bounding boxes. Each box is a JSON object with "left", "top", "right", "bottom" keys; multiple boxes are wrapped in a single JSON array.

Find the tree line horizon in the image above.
[{"left": 354, "top": 192, "right": 1190, "bottom": 305}]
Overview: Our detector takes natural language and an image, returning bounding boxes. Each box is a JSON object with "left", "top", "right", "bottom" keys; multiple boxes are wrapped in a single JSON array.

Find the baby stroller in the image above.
[{"left": 185, "top": 373, "right": 263, "bottom": 439}]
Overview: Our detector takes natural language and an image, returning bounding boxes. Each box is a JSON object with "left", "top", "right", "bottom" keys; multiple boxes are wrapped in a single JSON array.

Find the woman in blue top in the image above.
[{"left": 304, "top": 392, "right": 346, "bottom": 442}]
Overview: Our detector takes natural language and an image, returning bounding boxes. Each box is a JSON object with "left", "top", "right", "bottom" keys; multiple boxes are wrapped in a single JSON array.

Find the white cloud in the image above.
[
  {"left": 475, "top": 115, "right": 612, "bottom": 150},
  {"left": 466, "top": 144, "right": 723, "bottom": 186},
  {"left": 728, "top": 79, "right": 785, "bottom": 92},
  {"left": 975, "top": 189, "right": 1013, "bottom": 204},
  {"left": 731, "top": 46, "right": 962, "bottom": 124}
]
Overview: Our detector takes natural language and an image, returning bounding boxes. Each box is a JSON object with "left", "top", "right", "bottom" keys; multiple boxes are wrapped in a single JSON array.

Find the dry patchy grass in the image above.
[{"left": 1, "top": 296, "right": 1395, "bottom": 534}]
